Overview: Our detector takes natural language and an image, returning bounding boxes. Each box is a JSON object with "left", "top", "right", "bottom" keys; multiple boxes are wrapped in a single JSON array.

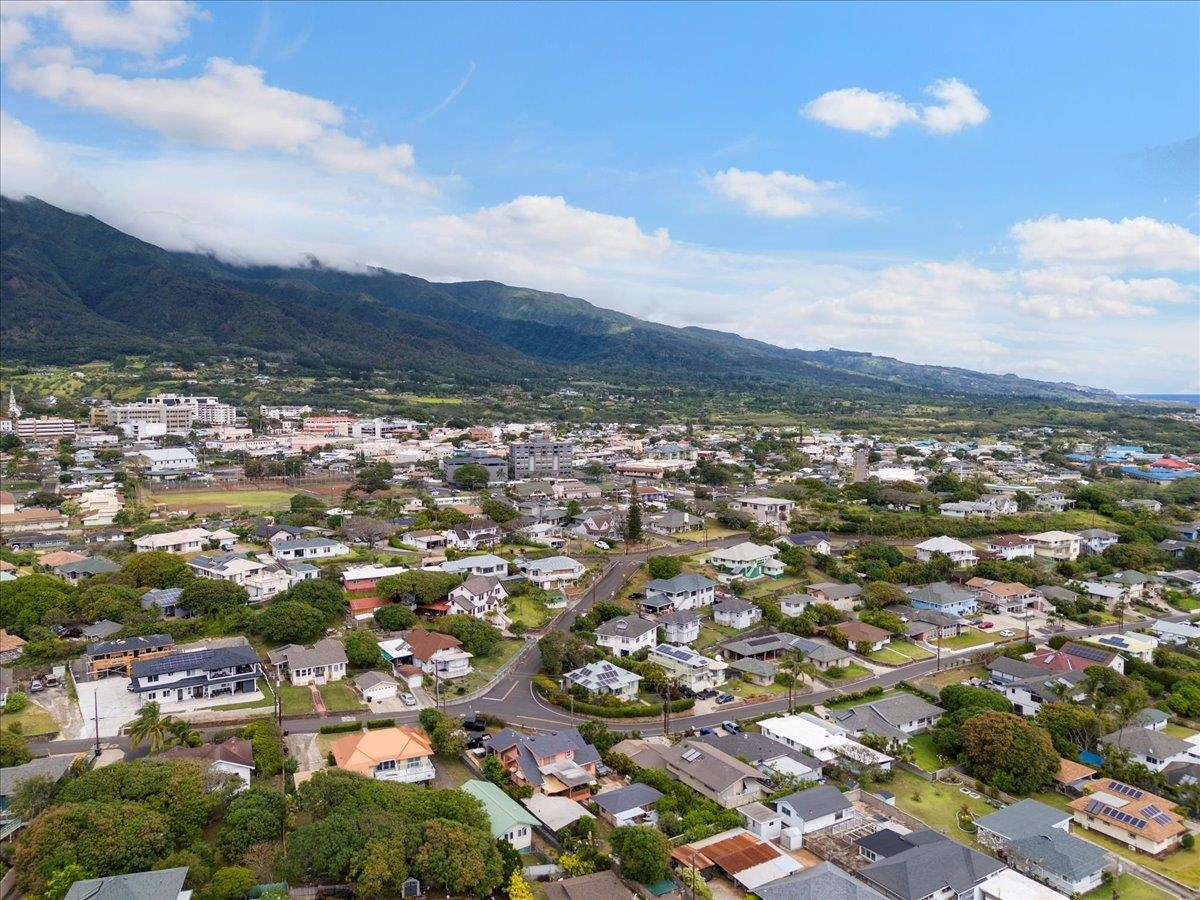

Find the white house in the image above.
[
  {"left": 758, "top": 713, "right": 893, "bottom": 772},
  {"left": 985, "top": 535, "right": 1036, "bottom": 560},
  {"left": 643, "top": 573, "right": 717, "bottom": 611},
  {"left": 713, "top": 598, "right": 763, "bottom": 630},
  {"left": 564, "top": 660, "right": 642, "bottom": 700},
  {"left": 708, "top": 543, "right": 785, "bottom": 581},
  {"left": 267, "top": 638, "right": 348, "bottom": 686},
  {"left": 913, "top": 536, "right": 978, "bottom": 567},
  {"left": 129, "top": 644, "right": 262, "bottom": 710},
  {"left": 727, "top": 496, "right": 795, "bottom": 528},
  {"left": 354, "top": 670, "right": 400, "bottom": 702},
  {"left": 271, "top": 537, "right": 350, "bottom": 561},
  {"left": 1150, "top": 618, "right": 1200, "bottom": 645},
  {"left": 773, "top": 785, "right": 854, "bottom": 835},
  {"left": 136, "top": 447, "right": 198, "bottom": 473},
  {"left": 659, "top": 609, "right": 702, "bottom": 644},
  {"left": 648, "top": 643, "right": 728, "bottom": 692},
  {"left": 517, "top": 555, "right": 585, "bottom": 589},
  {"left": 187, "top": 552, "right": 292, "bottom": 601},
  {"left": 442, "top": 553, "right": 509, "bottom": 578},
  {"left": 1026, "top": 531, "right": 1083, "bottom": 561},
  {"left": 448, "top": 575, "right": 509, "bottom": 620},
  {"left": 594, "top": 616, "right": 660, "bottom": 656},
  {"left": 1079, "top": 529, "right": 1120, "bottom": 554},
  {"left": 134, "top": 527, "right": 237, "bottom": 554},
  {"left": 163, "top": 736, "right": 256, "bottom": 793}
]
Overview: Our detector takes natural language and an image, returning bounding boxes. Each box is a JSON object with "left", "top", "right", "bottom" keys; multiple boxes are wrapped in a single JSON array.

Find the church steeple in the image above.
[{"left": 7, "top": 387, "right": 21, "bottom": 419}]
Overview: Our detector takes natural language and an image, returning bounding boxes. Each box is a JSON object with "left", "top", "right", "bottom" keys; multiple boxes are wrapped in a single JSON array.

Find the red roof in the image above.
[{"left": 348, "top": 596, "right": 386, "bottom": 613}]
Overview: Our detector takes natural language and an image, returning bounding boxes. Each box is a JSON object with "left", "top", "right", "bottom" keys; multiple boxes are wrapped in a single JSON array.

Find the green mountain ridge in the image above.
[{"left": 0, "top": 196, "right": 1115, "bottom": 402}]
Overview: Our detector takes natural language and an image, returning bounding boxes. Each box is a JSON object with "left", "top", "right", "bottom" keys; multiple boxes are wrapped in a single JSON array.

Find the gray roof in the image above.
[
  {"left": 857, "top": 829, "right": 922, "bottom": 859},
  {"left": 975, "top": 798, "right": 1070, "bottom": 841},
  {"left": 809, "top": 582, "right": 863, "bottom": 600},
  {"left": 776, "top": 784, "right": 851, "bottom": 820},
  {"left": 0, "top": 753, "right": 76, "bottom": 798},
  {"left": 886, "top": 604, "right": 958, "bottom": 628},
  {"left": 665, "top": 739, "right": 765, "bottom": 793},
  {"left": 594, "top": 615, "right": 659, "bottom": 639},
  {"left": 81, "top": 619, "right": 123, "bottom": 640},
  {"left": 830, "top": 694, "right": 944, "bottom": 740},
  {"left": 273, "top": 537, "right": 344, "bottom": 549},
  {"left": 87, "top": 633, "right": 174, "bottom": 656},
  {"left": 488, "top": 728, "right": 601, "bottom": 789},
  {"left": 908, "top": 582, "right": 976, "bottom": 607},
  {"left": 1135, "top": 708, "right": 1171, "bottom": 727},
  {"left": 65, "top": 867, "right": 189, "bottom": 900},
  {"left": 692, "top": 732, "right": 822, "bottom": 774},
  {"left": 1102, "top": 726, "right": 1192, "bottom": 758},
  {"left": 592, "top": 782, "right": 663, "bottom": 815},
  {"left": 645, "top": 573, "right": 716, "bottom": 594},
  {"left": 719, "top": 631, "right": 809, "bottom": 659},
  {"left": 268, "top": 637, "right": 348, "bottom": 670},
  {"left": 727, "top": 657, "right": 777, "bottom": 678},
  {"left": 755, "top": 861, "right": 886, "bottom": 900},
  {"left": 57, "top": 557, "right": 120, "bottom": 576},
  {"left": 657, "top": 609, "right": 702, "bottom": 626},
  {"left": 977, "top": 799, "right": 1108, "bottom": 881},
  {"left": 354, "top": 670, "right": 398, "bottom": 690},
  {"left": 989, "top": 656, "right": 1050, "bottom": 679},
  {"left": 131, "top": 645, "right": 259, "bottom": 682},
  {"left": 713, "top": 597, "right": 758, "bottom": 615},
  {"left": 1037, "top": 585, "right": 1080, "bottom": 602},
  {"left": 858, "top": 832, "right": 1004, "bottom": 900}
]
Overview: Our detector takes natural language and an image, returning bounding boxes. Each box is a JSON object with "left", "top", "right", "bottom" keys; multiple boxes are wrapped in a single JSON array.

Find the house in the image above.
[
  {"left": 648, "top": 643, "right": 727, "bottom": 691},
  {"left": 663, "top": 739, "right": 768, "bottom": 808},
  {"left": 1158, "top": 539, "right": 1199, "bottom": 559},
  {"left": 1031, "top": 641, "right": 1125, "bottom": 674},
  {"left": 658, "top": 609, "right": 702, "bottom": 644},
  {"left": 986, "top": 535, "right": 1036, "bottom": 560},
  {"left": 1, "top": 506, "right": 69, "bottom": 533},
  {"left": 1134, "top": 708, "right": 1170, "bottom": 731},
  {"left": 965, "top": 578, "right": 1044, "bottom": 614},
  {"left": 129, "top": 645, "right": 262, "bottom": 710},
  {"left": 523, "top": 794, "right": 594, "bottom": 834},
  {"left": 341, "top": 564, "right": 410, "bottom": 592},
  {"left": 1158, "top": 569, "right": 1200, "bottom": 594},
  {"left": 755, "top": 861, "right": 887, "bottom": 900},
  {"left": 354, "top": 670, "right": 400, "bottom": 702},
  {"left": 886, "top": 604, "right": 964, "bottom": 640},
  {"left": 82, "top": 619, "right": 123, "bottom": 641},
  {"left": 63, "top": 867, "right": 192, "bottom": 900},
  {"left": 332, "top": 726, "right": 436, "bottom": 783},
  {"left": 939, "top": 500, "right": 1004, "bottom": 520},
  {"left": 713, "top": 597, "right": 762, "bottom": 630},
  {"left": 718, "top": 630, "right": 810, "bottom": 663},
  {"left": 738, "top": 801, "right": 787, "bottom": 841},
  {"left": 647, "top": 509, "right": 703, "bottom": 535},
  {"left": 543, "top": 871, "right": 635, "bottom": 900},
  {"left": 267, "top": 638, "right": 348, "bottom": 685},
  {"left": 0, "top": 629, "right": 26, "bottom": 663},
  {"left": 643, "top": 573, "right": 716, "bottom": 611},
  {"left": 781, "top": 531, "right": 833, "bottom": 555},
  {"left": 439, "top": 554, "right": 509, "bottom": 584},
  {"left": 463, "top": 779, "right": 541, "bottom": 850},
  {"left": 829, "top": 693, "right": 944, "bottom": 739},
  {"left": 913, "top": 536, "right": 978, "bottom": 567},
  {"left": 134, "top": 527, "right": 233, "bottom": 554},
  {"left": 1001, "top": 670, "right": 1088, "bottom": 717},
  {"left": 448, "top": 518, "right": 503, "bottom": 550},
  {"left": 447, "top": 574, "right": 509, "bottom": 620},
  {"left": 774, "top": 784, "right": 853, "bottom": 834},
  {"left": 908, "top": 582, "right": 979, "bottom": 617},
  {"left": 271, "top": 537, "right": 349, "bottom": 561},
  {"left": 780, "top": 593, "right": 811, "bottom": 618},
  {"left": 1085, "top": 632, "right": 1157, "bottom": 662},
  {"left": 594, "top": 615, "right": 659, "bottom": 656},
  {"left": 140, "top": 587, "right": 187, "bottom": 619},
  {"left": 1070, "top": 778, "right": 1187, "bottom": 856},
  {"left": 571, "top": 511, "right": 619, "bottom": 540},
  {"left": 802, "top": 584, "right": 861, "bottom": 612},
  {"left": 162, "top": 737, "right": 255, "bottom": 792},
  {"left": 1077, "top": 580, "right": 1126, "bottom": 604},
  {"left": 674, "top": 829, "right": 801, "bottom": 891},
  {"left": 975, "top": 798, "right": 1109, "bottom": 895},
  {"left": 403, "top": 529, "right": 449, "bottom": 551},
  {"left": 0, "top": 753, "right": 77, "bottom": 831},
  {"left": 517, "top": 555, "right": 585, "bottom": 589},
  {"left": 187, "top": 552, "right": 291, "bottom": 602},
  {"left": 488, "top": 728, "right": 600, "bottom": 800},
  {"left": 87, "top": 633, "right": 175, "bottom": 677},
  {"left": 593, "top": 782, "right": 664, "bottom": 826},
  {"left": 1035, "top": 491, "right": 1075, "bottom": 512},
  {"left": 1150, "top": 618, "right": 1200, "bottom": 645},
  {"left": 1054, "top": 758, "right": 1098, "bottom": 795},
  {"left": 1100, "top": 727, "right": 1195, "bottom": 772},
  {"left": 552, "top": 479, "right": 601, "bottom": 501},
  {"left": 1103, "top": 569, "right": 1159, "bottom": 600},
  {"left": 707, "top": 542, "right": 785, "bottom": 581},
  {"left": 758, "top": 713, "right": 893, "bottom": 772},
  {"left": 564, "top": 660, "right": 642, "bottom": 701},
  {"left": 404, "top": 628, "right": 474, "bottom": 679},
  {"left": 857, "top": 830, "right": 1005, "bottom": 900},
  {"left": 728, "top": 495, "right": 795, "bottom": 528},
  {"left": 835, "top": 620, "right": 892, "bottom": 652},
  {"left": 55, "top": 556, "right": 120, "bottom": 584},
  {"left": 1026, "top": 530, "right": 1082, "bottom": 561},
  {"left": 135, "top": 447, "right": 198, "bottom": 473},
  {"left": 1079, "top": 529, "right": 1120, "bottom": 554},
  {"left": 692, "top": 732, "right": 823, "bottom": 782}
]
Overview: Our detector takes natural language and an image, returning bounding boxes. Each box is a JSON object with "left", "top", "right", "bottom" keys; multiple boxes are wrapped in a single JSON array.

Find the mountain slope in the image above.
[{"left": 0, "top": 196, "right": 1114, "bottom": 401}]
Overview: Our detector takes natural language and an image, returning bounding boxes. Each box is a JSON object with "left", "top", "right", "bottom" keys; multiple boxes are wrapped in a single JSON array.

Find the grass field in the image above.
[
  {"left": 1084, "top": 873, "right": 1170, "bottom": 900},
  {"left": 150, "top": 488, "right": 297, "bottom": 512},
  {"left": 1170, "top": 595, "right": 1200, "bottom": 612},
  {"left": 914, "top": 665, "right": 989, "bottom": 695},
  {"left": 727, "top": 678, "right": 788, "bottom": 699},
  {"left": 507, "top": 594, "right": 551, "bottom": 630},
  {"left": 822, "top": 662, "right": 871, "bottom": 682},
  {"left": 907, "top": 732, "right": 943, "bottom": 772},
  {"left": 219, "top": 678, "right": 276, "bottom": 711},
  {"left": 4, "top": 700, "right": 59, "bottom": 736},
  {"left": 278, "top": 683, "right": 315, "bottom": 716},
  {"left": 867, "top": 647, "right": 916, "bottom": 666},
  {"left": 939, "top": 631, "right": 995, "bottom": 651},
  {"left": 889, "top": 768, "right": 995, "bottom": 844},
  {"left": 318, "top": 681, "right": 363, "bottom": 713}
]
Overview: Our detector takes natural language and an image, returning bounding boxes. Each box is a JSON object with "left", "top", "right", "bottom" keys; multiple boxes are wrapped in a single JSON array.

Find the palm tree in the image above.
[
  {"left": 128, "top": 702, "right": 170, "bottom": 752},
  {"left": 779, "top": 651, "right": 802, "bottom": 711},
  {"left": 166, "top": 717, "right": 201, "bottom": 749}
]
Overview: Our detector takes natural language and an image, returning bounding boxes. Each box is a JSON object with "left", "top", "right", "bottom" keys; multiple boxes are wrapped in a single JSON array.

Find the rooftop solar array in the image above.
[
  {"left": 1141, "top": 804, "right": 1173, "bottom": 825},
  {"left": 1085, "top": 799, "right": 1147, "bottom": 830},
  {"left": 681, "top": 747, "right": 702, "bottom": 762},
  {"left": 1110, "top": 782, "right": 1144, "bottom": 799},
  {"left": 1064, "top": 643, "right": 1111, "bottom": 662}
]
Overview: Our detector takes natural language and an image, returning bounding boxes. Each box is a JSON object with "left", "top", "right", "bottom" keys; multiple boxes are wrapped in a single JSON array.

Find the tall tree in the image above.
[
  {"left": 128, "top": 702, "right": 170, "bottom": 752},
  {"left": 624, "top": 495, "right": 643, "bottom": 547}
]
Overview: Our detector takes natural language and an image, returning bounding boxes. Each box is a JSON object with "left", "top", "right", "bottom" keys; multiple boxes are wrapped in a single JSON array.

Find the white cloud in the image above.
[
  {"left": 1011, "top": 214, "right": 1200, "bottom": 272},
  {"left": 802, "top": 87, "right": 919, "bottom": 138},
  {"left": 0, "top": 17, "right": 32, "bottom": 59},
  {"left": 1018, "top": 271, "right": 1195, "bottom": 319},
  {"left": 705, "top": 167, "right": 862, "bottom": 218},
  {"left": 803, "top": 78, "right": 989, "bottom": 137},
  {"left": 1, "top": 0, "right": 207, "bottom": 60}
]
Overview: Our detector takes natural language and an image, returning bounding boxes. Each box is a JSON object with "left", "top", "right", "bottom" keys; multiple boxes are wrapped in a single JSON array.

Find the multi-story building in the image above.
[
  {"left": 913, "top": 536, "right": 978, "bottom": 567},
  {"left": 146, "top": 394, "right": 237, "bottom": 425},
  {"left": 1070, "top": 778, "right": 1187, "bottom": 857},
  {"left": 443, "top": 450, "right": 509, "bottom": 485},
  {"left": 648, "top": 643, "right": 727, "bottom": 692},
  {"left": 508, "top": 437, "right": 574, "bottom": 478},
  {"left": 86, "top": 634, "right": 176, "bottom": 677},
  {"left": 727, "top": 496, "right": 795, "bottom": 528},
  {"left": 106, "top": 403, "right": 195, "bottom": 433},
  {"left": 593, "top": 615, "right": 660, "bottom": 656},
  {"left": 1026, "top": 530, "right": 1083, "bottom": 561},
  {"left": 331, "top": 726, "right": 436, "bottom": 783},
  {"left": 16, "top": 417, "right": 77, "bottom": 441},
  {"left": 129, "top": 644, "right": 262, "bottom": 710}
]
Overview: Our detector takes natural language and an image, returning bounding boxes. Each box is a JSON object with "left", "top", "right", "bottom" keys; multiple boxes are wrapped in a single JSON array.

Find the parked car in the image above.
[
  {"left": 401, "top": 692, "right": 417, "bottom": 707},
  {"left": 697, "top": 726, "right": 716, "bottom": 736},
  {"left": 696, "top": 688, "right": 719, "bottom": 700},
  {"left": 998, "top": 629, "right": 1015, "bottom": 637},
  {"left": 978, "top": 621, "right": 995, "bottom": 630},
  {"left": 466, "top": 734, "right": 492, "bottom": 750},
  {"left": 29, "top": 679, "right": 44, "bottom": 693},
  {"left": 721, "top": 720, "right": 741, "bottom": 734},
  {"left": 595, "top": 540, "right": 611, "bottom": 550},
  {"left": 462, "top": 715, "right": 487, "bottom": 732},
  {"left": 715, "top": 693, "right": 735, "bottom": 705}
]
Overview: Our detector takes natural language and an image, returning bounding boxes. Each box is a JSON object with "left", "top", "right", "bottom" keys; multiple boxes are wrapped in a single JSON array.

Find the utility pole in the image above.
[
  {"left": 93, "top": 691, "right": 101, "bottom": 756},
  {"left": 662, "top": 679, "right": 672, "bottom": 736}
]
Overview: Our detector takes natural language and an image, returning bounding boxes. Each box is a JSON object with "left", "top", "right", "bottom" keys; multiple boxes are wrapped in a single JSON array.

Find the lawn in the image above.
[
  {"left": 889, "top": 768, "right": 995, "bottom": 844},
  {"left": 826, "top": 689, "right": 900, "bottom": 710},
  {"left": 1163, "top": 722, "right": 1197, "bottom": 740},
  {"left": 219, "top": 678, "right": 276, "bottom": 711},
  {"left": 907, "top": 732, "right": 943, "bottom": 772},
  {"left": 877, "top": 642, "right": 933, "bottom": 662},
  {"left": 672, "top": 521, "right": 746, "bottom": 542},
  {"left": 442, "top": 638, "right": 528, "bottom": 697},
  {"left": 4, "top": 700, "right": 59, "bottom": 737},
  {"left": 1083, "top": 873, "right": 1170, "bottom": 900},
  {"left": 866, "top": 647, "right": 916, "bottom": 666},
  {"left": 821, "top": 662, "right": 872, "bottom": 682},
  {"left": 694, "top": 620, "right": 740, "bottom": 650},
  {"left": 149, "top": 488, "right": 297, "bottom": 512},
  {"left": 507, "top": 594, "right": 551, "bottom": 630},
  {"left": 1169, "top": 595, "right": 1200, "bottom": 612},
  {"left": 318, "top": 681, "right": 363, "bottom": 713},
  {"left": 938, "top": 631, "right": 995, "bottom": 651},
  {"left": 278, "top": 683, "right": 315, "bottom": 716},
  {"left": 914, "top": 665, "right": 988, "bottom": 695},
  {"left": 1071, "top": 825, "right": 1200, "bottom": 888},
  {"left": 726, "top": 678, "right": 789, "bottom": 699}
]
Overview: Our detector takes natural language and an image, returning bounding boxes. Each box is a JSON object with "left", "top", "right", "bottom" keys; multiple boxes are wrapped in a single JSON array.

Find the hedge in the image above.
[
  {"left": 366, "top": 718, "right": 395, "bottom": 730},
  {"left": 533, "top": 675, "right": 694, "bottom": 719},
  {"left": 318, "top": 722, "right": 363, "bottom": 735}
]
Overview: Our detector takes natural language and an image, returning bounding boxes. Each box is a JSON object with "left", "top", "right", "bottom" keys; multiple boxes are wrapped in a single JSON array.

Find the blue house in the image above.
[{"left": 907, "top": 583, "right": 978, "bottom": 618}]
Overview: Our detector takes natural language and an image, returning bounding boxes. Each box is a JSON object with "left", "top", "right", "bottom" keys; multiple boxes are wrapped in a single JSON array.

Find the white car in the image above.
[
  {"left": 595, "top": 540, "right": 611, "bottom": 550},
  {"left": 999, "top": 629, "right": 1015, "bottom": 638},
  {"left": 401, "top": 692, "right": 417, "bottom": 707}
]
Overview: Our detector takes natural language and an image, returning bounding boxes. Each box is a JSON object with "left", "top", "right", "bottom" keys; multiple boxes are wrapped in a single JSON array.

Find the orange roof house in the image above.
[{"left": 331, "top": 726, "right": 436, "bottom": 783}]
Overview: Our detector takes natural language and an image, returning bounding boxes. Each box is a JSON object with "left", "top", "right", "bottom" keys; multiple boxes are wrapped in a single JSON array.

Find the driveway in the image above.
[
  {"left": 39, "top": 685, "right": 85, "bottom": 740},
  {"left": 284, "top": 732, "right": 325, "bottom": 772},
  {"left": 74, "top": 675, "right": 143, "bottom": 738}
]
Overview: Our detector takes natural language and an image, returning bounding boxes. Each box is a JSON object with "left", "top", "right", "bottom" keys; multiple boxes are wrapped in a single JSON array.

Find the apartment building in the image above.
[
  {"left": 508, "top": 437, "right": 574, "bottom": 478},
  {"left": 16, "top": 417, "right": 77, "bottom": 441}
]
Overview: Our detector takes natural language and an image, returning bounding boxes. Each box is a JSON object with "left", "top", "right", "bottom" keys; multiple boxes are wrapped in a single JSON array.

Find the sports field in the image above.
[{"left": 149, "top": 488, "right": 298, "bottom": 512}]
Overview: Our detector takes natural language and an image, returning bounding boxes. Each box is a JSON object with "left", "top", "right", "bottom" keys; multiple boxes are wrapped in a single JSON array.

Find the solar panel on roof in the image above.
[
  {"left": 681, "top": 748, "right": 702, "bottom": 762},
  {"left": 1085, "top": 799, "right": 1104, "bottom": 815},
  {"left": 1111, "top": 782, "right": 1144, "bottom": 799},
  {"left": 1142, "top": 803, "right": 1163, "bottom": 817},
  {"left": 1066, "top": 643, "right": 1110, "bottom": 662},
  {"left": 1150, "top": 812, "right": 1172, "bottom": 825}
]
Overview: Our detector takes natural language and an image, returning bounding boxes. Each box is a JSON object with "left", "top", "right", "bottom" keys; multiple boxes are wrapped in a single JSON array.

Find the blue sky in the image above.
[{"left": 2, "top": 1, "right": 1197, "bottom": 391}]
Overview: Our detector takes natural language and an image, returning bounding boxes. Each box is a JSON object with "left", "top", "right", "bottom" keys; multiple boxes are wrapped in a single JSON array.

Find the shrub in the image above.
[
  {"left": 366, "top": 718, "right": 396, "bottom": 730},
  {"left": 318, "top": 722, "right": 362, "bottom": 734},
  {"left": 5, "top": 691, "right": 28, "bottom": 714}
]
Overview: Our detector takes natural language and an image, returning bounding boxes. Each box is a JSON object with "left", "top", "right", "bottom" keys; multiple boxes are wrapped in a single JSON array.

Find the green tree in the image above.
[
  {"left": 610, "top": 825, "right": 671, "bottom": 884},
  {"left": 275, "top": 579, "right": 345, "bottom": 618},
  {"left": 430, "top": 614, "right": 502, "bottom": 657},
  {"left": 354, "top": 461, "right": 394, "bottom": 494},
  {"left": 481, "top": 754, "right": 506, "bottom": 785},
  {"left": 9, "top": 773, "right": 57, "bottom": 820},
  {"left": 344, "top": 630, "right": 381, "bottom": 668},
  {"left": 481, "top": 498, "right": 518, "bottom": 523},
  {"left": 0, "top": 728, "right": 32, "bottom": 766},
  {"left": 255, "top": 600, "right": 328, "bottom": 644},
  {"left": 374, "top": 603, "right": 418, "bottom": 631},
  {"left": 412, "top": 819, "right": 505, "bottom": 895},
  {"left": 180, "top": 579, "right": 249, "bottom": 616},
  {"left": 961, "top": 711, "right": 1059, "bottom": 794},
  {"left": 859, "top": 609, "right": 906, "bottom": 634},
  {"left": 860, "top": 581, "right": 908, "bottom": 609},
  {"left": 940, "top": 684, "right": 1014, "bottom": 714},
  {"left": 41, "top": 864, "right": 93, "bottom": 900},
  {"left": 453, "top": 464, "right": 491, "bottom": 489},
  {"left": 1035, "top": 702, "right": 1105, "bottom": 757},
  {"left": 352, "top": 834, "right": 411, "bottom": 899},
  {"left": 122, "top": 551, "right": 191, "bottom": 589},
  {"left": 217, "top": 787, "right": 287, "bottom": 862},
  {"left": 624, "top": 495, "right": 643, "bottom": 546},
  {"left": 202, "top": 867, "right": 256, "bottom": 900},
  {"left": 128, "top": 702, "right": 171, "bottom": 752},
  {"left": 377, "top": 571, "right": 463, "bottom": 605},
  {"left": 646, "top": 555, "right": 683, "bottom": 580}
]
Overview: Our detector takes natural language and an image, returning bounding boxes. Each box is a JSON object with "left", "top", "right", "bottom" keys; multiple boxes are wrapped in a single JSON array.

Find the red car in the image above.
[{"left": 977, "top": 621, "right": 995, "bottom": 630}]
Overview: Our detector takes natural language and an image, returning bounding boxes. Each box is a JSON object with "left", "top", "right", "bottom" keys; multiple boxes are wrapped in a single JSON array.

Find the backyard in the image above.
[
  {"left": 3, "top": 700, "right": 59, "bottom": 737},
  {"left": 1083, "top": 873, "right": 1170, "bottom": 900},
  {"left": 507, "top": 593, "right": 551, "bottom": 630},
  {"left": 219, "top": 678, "right": 276, "bottom": 711},
  {"left": 1163, "top": 722, "right": 1197, "bottom": 740},
  {"left": 907, "top": 732, "right": 943, "bottom": 772},
  {"left": 1068, "top": 822, "right": 1200, "bottom": 888},
  {"left": 888, "top": 768, "right": 996, "bottom": 844}
]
